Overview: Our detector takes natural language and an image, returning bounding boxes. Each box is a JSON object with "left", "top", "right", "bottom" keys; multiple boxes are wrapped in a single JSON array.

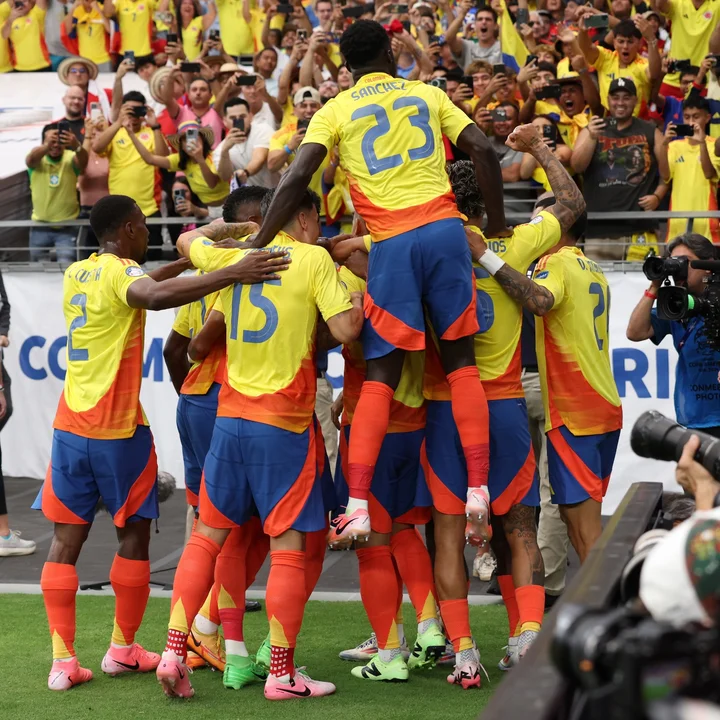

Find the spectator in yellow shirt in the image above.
[
  {"left": 63, "top": 0, "right": 111, "bottom": 70},
  {"left": 175, "top": 0, "right": 216, "bottom": 61},
  {"left": 0, "top": 2, "right": 12, "bottom": 73},
  {"left": 26, "top": 123, "right": 88, "bottom": 263},
  {"left": 104, "top": 0, "right": 169, "bottom": 56},
  {"left": 92, "top": 91, "right": 168, "bottom": 259},
  {"left": 577, "top": 14, "right": 661, "bottom": 118},
  {"left": 661, "top": 96, "right": 720, "bottom": 243},
  {"left": 216, "top": 0, "right": 253, "bottom": 56},
  {"left": 1, "top": 0, "right": 50, "bottom": 71}
]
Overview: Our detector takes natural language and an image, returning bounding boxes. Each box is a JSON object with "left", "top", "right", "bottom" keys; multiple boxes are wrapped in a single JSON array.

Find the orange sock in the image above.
[
  {"left": 439, "top": 599, "right": 473, "bottom": 653},
  {"left": 357, "top": 545, "right": 400, "bottom": 650},
  {"left": 391, "top": 528, "right": 438, "bottom": 624},
  {"left": 347, "top": 381, "right": 395, "bottom": 501},
  {"left": 447, "top": 366, "right": 490, "bottom": 488},
  {"left": 41, "top": 562, "right": 78, "bottom": 660},
  {"left": 166, "top": 532, "right": 221, "bottom": 659},
  {"left": 216, "top": 527, "right": 248, "bottom": 648},
  {"left": 267, "top": 550, "right": 306, "bottom": 678},
  {"left": 497, "top": 575, "right": 520, "bottom": 637},
  {"left": 516, "top": 585, "right": 544, "bottom": 633},
  {"left": 304, "top": 527, "right": 327, "bottom": 600},
  {"left": 109, "top": 555, "right": 150, "bottom": 646}
]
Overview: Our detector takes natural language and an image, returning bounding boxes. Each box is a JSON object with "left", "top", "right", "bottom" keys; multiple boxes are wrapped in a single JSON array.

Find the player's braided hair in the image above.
[
  {"left": 223, "top": 186, "right": 270, "bottom": 222},
  {"left": 447, "top": 161, "right": 484, "bottom": 220},
  {"left": 339, "top": 20, "right": 390, "bottom": 71}
]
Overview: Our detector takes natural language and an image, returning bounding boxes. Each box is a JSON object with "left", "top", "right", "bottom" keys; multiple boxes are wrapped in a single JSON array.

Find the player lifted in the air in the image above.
[{"left": 251, "top": 19, "right": 510, "bottom": 549}]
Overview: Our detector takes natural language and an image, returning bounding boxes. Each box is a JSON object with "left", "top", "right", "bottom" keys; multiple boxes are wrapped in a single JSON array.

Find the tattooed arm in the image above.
[
  {"left": 506, "top": 124, "right": 586, "bottom": 234},
  {"left": 466, "top": 229, "right": 556, "bottom": 317},
  {"left": 176, "top": 220, "right": 260, "bottom": 258}
]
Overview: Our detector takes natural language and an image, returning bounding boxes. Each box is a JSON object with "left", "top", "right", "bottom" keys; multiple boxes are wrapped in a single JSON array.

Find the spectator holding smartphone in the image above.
[
  {"left": 55, "top": 86, "right": 87, "bottom": 144},
  {"left": 661, "top": 96, "right": 720, "bottom": 243},
  {"left": 2, "top": 0, "right": 50, "bottom": 72},
  {"left": 687, "top": 56, "right": 720, "bottom": 140},
  {"left": 56, "top": 56, "right": 112, "bottom": 119},
  {"left": 214, "top": 98, "right": 278, "bottom": 188},
  {"left": 520, "top": 115, "right": 572, "bottom": 192},
  {"left": 26, "top": 122, "right": 88, "bottom": 263},
  {"left": 488, "top": 102, "right": 523, "bottom": 182},
  {"left": 128, "top": 121, "right": 230, "bottom": 218},
  {"left": 92, "top": 92, "right": 168, "bottom": 259},
  {"left": 175, "top": 0, "right": 216, "bottom": 60},
  {"left": 62, "top": 0, "right": 111, "bottom": 71},
  {"left": 172, "top": 175, "right": 208, "bottom": 220}
]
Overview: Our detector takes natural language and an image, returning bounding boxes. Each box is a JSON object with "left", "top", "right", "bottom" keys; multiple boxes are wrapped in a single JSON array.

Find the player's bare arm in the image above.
[
  {"left": 506, "top": 124, "right": 586, "bottom": 232},
  {"left": 188, "top": 309, "right": 225, "bottom": 362},
  {"left": 147, "top": 257, "right": 193, "bottom": 282},
  {"left": 163, "top": 330, "right": 191, "bottom": 394},
  {"left": 455, "top": 124, "right": 511, "bottom": 237},
  {"left": 176, "top": 220, "right": 261, "bottom": 257},
  {"left": 325, "top": 291, "right": 365, "bottom": 344},
  {"left": 126, "top": 252, "right": 290, "bottom": 311},
  {"left": 330, "top": 236, "right": 369, "bottom": 264},
  {"left": 249, "top": 143, "right": 328, "bottom": 248},
  {"left": 466, "top": 228, "right": 555, "bottom": 316}
]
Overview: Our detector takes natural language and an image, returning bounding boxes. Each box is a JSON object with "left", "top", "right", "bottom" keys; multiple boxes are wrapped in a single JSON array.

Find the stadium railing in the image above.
[{"left": 479, "top": 481, "right": 665, "bottom": 720}]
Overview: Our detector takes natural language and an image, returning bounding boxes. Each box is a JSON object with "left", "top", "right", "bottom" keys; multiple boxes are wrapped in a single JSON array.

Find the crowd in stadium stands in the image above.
[{"left": 9, "top": 0, "right": 720, "bottom": 262}]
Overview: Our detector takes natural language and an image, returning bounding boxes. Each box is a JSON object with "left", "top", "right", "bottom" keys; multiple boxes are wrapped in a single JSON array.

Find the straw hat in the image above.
[
  {"left": 166, "top": 120, "right": 215, "bottom": 151},
  {"left": 58, "top": 56, "right": 99, "bottom": 85},
  {"left": 149, "top": 66, "right": 174, "bottom": 105}
]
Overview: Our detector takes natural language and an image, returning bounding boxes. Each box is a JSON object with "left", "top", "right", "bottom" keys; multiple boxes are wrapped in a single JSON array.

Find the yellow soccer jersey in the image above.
[
  {"left": 10, "top": 5, "right": 49, "bottom": 71},
  {"left": 189, "top": 232, "right": 352, "bottom": 432},
  {"left": 72, "top": 5, "right": 110, "bottom": 65},
  {"left": 166, "top": 153, "right": 230, "bottom": 205},
  {"left": 302, "top": 73, "right": 473, "bottom": 241},
  {"left": 172, "top": 282, "right": 225, "bottom": 395},
  {"left": 666, "top": 138, "right": 720, "bottom": 244},
  {"left": 594, "top": 47, "right": 650, "bottom": 117},
  {"left": 181, "top": 15, "right": 204, "bottom": 60},
  {"left": 533, "top": 246, "right": 622, "bottom": 435},
  {"left": 216, "top": 0, "right": 254, "bottom": 55},
  {"left": 0, "top": 3, "right": 11, "bottom": 74},
  {"left": 54, "top": 253, "right": 149, "bottom": 439},
  {"left": 338, "top": 265, "right": 425, "bottom": 433},
  {"left": 115, "top": 0, "right": 156, "bottom": 55}
]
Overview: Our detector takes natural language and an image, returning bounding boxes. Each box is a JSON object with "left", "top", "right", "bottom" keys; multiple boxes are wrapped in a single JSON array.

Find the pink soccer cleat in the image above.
[
  {"left": 47, "top": 657, "right": 93, "bottom": 691},
  {"left": 102, "top": 643, "right": 161, "bottom": 676},
  {"left": 264, "top": 669, "right": 336, "bottom": 700},
  {"left": 156, "top": 650, "right": 194, "bottom": 698},
  {"left": 327, "top": 508, "right": 371, "bottom": 548},
  {"left": 447, "top": 659, "right": 482, "bottom": 690},
  {"left": 465, "top": 486, "right": 492, "bottom": 547}
]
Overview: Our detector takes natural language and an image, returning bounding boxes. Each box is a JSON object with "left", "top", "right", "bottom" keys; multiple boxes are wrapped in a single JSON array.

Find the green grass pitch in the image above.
[{"left": 4, "top": 595, "right": 508, "bottom": 720}]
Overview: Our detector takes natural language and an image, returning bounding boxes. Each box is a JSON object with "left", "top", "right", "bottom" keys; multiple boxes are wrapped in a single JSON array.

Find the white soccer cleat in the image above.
[
  {"left": 465, "top": 487, "right": 492, "bottom": 547},
  {"left": 498, "top": 636, "right": 519, "bottom": 671},
  {"left": 473, "top": 551, "right": 497, "bottom": 582},
  {"left": 327, "top": 508, "right": 371, "bottom": 548}
]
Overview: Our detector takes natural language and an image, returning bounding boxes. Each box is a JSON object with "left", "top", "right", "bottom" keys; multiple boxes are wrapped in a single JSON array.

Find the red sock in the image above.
[
  {"left": 304, "top": 527, "right": 327, "bottom": 600},
  {"left": 438, "top": 599, "right": 473, "bottom": 653},
  {"left": 447, "top": 366, "right": 490, "bottom": 488},
  {"left": 497, "top": 575, "right": 520, "bottom": 637},
  {"left": 516, "top": 585, "right": 544, "bottom": 633},
  {"left": 109, "top": 555, "right": 150, "bottom": 646},
  {"left": 267, "top": 550, "right": 306, "bottom": 678},
  {"left": 41, "top": 562, "right": 78, "bottom": 660},
  {"left": 216, "top": 526, "right": 248, "bottom": 645},
  {"left": 166, "top": 532, "right": 221, "bottom": 659},
  {"left": 357, "top": 545, "right": 400, "bottom": 649},
  {"left": 391, "top": 529, "right": 437, "bottom": 624},
  {"left": 347, "top": 381, "right": 395, "bottom": 501},
  {"left": 244, "top": 516, "right": 270, "bottom": 588}
]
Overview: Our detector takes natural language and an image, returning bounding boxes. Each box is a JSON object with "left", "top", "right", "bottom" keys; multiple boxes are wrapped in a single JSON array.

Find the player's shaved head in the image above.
[
  {"left": 339, "top": 20, "right": 394, "bottom": 76},
  {"left": 90, "top": 195, "right": 139, "bottom": 242},
  {"left": 223, "top": 186, "right": 270, "bottom": 223},
  {"left": 448, "top": 161, "right": 485, "bottom": 221}
]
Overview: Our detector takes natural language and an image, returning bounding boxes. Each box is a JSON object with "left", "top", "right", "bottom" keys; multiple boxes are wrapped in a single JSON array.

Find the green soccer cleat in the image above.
[
  {"left": 223, "top": 655, "right": 268, "bottom": 690},
  {"left": 256, "top": 633, "right": 271, "bottom": 672},
  {"left": 350, "top": 654, "right": 409, "bottom": 683},
  {"left": 408, "top": 622, "right": 447, "bottom": 670}
]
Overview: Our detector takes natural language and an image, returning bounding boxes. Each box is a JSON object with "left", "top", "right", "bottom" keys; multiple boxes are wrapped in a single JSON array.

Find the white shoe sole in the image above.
[{"left": 0, "top": 546, "right": 36, "bottom": 556}]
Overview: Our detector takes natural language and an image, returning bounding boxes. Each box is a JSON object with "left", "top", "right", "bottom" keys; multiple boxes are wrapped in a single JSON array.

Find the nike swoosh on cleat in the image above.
[
  {"left": 178, "top": 669, "right": 185, "bottom": 680},
  {"left": 278, "top": 686, "right": 312, "bottom": 696},
  {"left": 333, "top": 520, "right": 354, "bottom": 535},
  {"left": 113, "top": 659, "right": 140, "bottom": 670}
]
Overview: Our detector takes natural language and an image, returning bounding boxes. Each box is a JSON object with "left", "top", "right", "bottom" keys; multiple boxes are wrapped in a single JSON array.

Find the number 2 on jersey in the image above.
[
  {"left": 352, "top": 97, "right": 435, "bottom": 176},
  {"left": 68, "top": 293, "right": 89, "bottom": 361},
  {"left": 589, "top": 282, "right": 610, "bottom": 351},
  {"left": 230, "top": 279, "right": 281, "bottom": 344}
]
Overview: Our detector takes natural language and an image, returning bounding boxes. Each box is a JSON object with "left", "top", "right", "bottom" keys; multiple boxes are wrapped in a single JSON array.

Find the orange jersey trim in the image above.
[
  {"left": 483, "top": 344, "right": 524, "bottom": 401},
  {"left": 181, "top": 344, "right": 226, "bottom": 395},
  {"left": 113, "top": 440, "right": 158, "bottom": 528},
  {"left": 42, "top": 464, "right": 86, "bottom": 525}
]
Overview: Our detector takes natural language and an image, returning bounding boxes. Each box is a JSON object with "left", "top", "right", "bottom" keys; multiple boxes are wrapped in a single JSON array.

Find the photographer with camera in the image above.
[{"left": 627, "top": 233, "right": 720, "bottom": 437}]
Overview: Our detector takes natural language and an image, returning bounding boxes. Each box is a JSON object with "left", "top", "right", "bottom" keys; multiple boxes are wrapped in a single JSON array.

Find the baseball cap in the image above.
[
  {"left": 293, "top": 86, "right": 322, "bottom": 105},
  {"left": 640, "top": 509, "right": 720, "bottom": 628},
  {"left": 608, "top": 77, "right": 637, "bottom": 96}
]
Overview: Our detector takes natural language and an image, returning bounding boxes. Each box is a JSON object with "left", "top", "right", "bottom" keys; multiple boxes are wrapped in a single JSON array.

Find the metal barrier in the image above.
[{"left": 480, "top": 481, "right": 665, "bottom": 720}]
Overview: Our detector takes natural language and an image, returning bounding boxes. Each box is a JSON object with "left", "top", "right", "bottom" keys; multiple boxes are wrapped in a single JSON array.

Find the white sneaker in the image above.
[
  {"left": 338, "top": 633, "right": 411, "bottom": 662},
  {"left": 473, "top": 552, "right": 496, "bottom": 582},
  {"left": 0, "top": 530, "right": 36, "bottom": 557},
  {"left": 498, "top": 636, "right": 519, "bottom": 671}
]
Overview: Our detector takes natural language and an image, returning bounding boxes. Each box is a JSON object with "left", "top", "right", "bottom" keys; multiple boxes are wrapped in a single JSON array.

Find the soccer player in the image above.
[
  {"left": 251, "top": 19, "right": 510, "bottom": 547},
  {"left": 157, "top": 189, "right": 364, "bottom": 700},
  {"left": 329, "top": 244, "right": 445, "bottom": 682},
  {"left": 35, "top": 194, "right": 289, "bottom": 691},
  {"left": 162, "top": 186, "right": 272, "bottom": 684},
  {"left": 467, "top": 126, "right": 622, "bottom": 567},
  {"left": 442, "top": 123, "right": 587, "bottom": 667}
]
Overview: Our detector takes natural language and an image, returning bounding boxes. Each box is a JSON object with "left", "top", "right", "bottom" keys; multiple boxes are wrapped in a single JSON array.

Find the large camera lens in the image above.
[
  {"left": 630, "top": 410, "right": 720, "bottom": 480},
  {"left": 643, "top": 255, "right": 666, "bottom": 281},
  {"left": 664, "top": 256, "right": 689, "bottom": 281},
  {"left": 657, "top": 286, "right": 693, "bottom": 321}
]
